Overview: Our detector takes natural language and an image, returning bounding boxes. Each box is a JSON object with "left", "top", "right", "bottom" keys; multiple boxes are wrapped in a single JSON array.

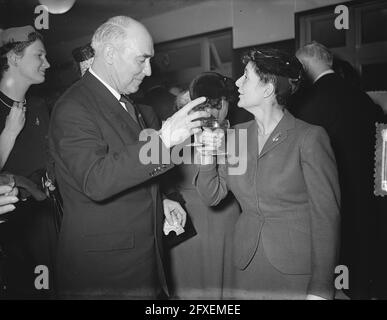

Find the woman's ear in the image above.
[
  {"left": 263, "top": 82, "right": 275, "bottom": 98},
  {"left": 7, "top": 51, "right": 19, "bottom": 67}
]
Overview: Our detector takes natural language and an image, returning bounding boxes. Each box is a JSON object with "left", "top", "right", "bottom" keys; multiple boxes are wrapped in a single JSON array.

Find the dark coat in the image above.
[
  {"left": 48, "top": 71, "right": 173, "bottom": 299},
  {"left": 291, "top": 73, "right": 383, "bottom": 299}
]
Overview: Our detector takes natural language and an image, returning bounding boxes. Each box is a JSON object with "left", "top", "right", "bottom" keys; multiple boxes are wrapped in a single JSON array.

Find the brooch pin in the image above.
[
  {"left": 35, "top": 117, "right": 40, "bottom": 126},
  {"left": 272, "top": 133, "right": 281, "bottom": 142}
]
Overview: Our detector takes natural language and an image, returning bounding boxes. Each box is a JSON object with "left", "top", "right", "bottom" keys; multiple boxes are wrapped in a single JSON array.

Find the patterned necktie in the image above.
[{"left": 119, "top": 95, "right": 146, "bottom": 129}]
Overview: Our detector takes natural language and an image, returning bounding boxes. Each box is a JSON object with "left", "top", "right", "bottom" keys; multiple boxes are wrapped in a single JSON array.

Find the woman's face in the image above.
[
  {"left": 16, "top": 40, "right": 50, "bottom": 84},
  {"left": 235, "top": 62, "right": 267, "bottom": 110}
]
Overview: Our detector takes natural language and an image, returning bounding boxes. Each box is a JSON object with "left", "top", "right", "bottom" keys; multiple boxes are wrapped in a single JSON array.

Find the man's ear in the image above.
[
  {"left": 264, "top": 82, "right": 275, "bottom": 98},
  {"left": 103, "top": 43, "right": 115, "bottom": 65}
]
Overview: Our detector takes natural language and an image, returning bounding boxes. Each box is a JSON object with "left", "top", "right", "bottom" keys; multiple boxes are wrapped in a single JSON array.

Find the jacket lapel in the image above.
[
  {"left": 258, "top": 110, "right": 295, "bottom": 159},
  {"left": 83, "top": 71, "right": 142, "bottom": 143},
  {"left": 228, "top": 120, "right": 257, "bottom": 167},
  {"left": 246, "top": 120, "right": 259, "bottom": 163}
]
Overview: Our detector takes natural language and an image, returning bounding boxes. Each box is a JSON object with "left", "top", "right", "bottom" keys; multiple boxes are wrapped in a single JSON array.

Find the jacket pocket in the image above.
[
  {"left": 262, "top": 221, "right": 311, "bottom": 275},
  {"left": 83, "top": 232, "right": 135, "bottom": 252},
  {"left": 233, "top": 214, "right": 263, "bottom": 270}
]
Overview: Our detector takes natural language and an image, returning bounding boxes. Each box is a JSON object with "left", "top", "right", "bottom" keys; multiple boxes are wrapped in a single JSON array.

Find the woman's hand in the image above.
[{"left": 4, "top": 105, "right": 26, "bottom": 138}]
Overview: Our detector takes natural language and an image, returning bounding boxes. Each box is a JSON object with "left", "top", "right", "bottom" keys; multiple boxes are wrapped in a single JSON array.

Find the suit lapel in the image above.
[
  {"left": 228, "top": 120, "right": 257, "bottom": 167},
  {"left": 83, "top": 72, "right": 142, "bottom": 143},
  {"left": 118, "top": 98, "right": 142, "bottom": 131},
  {"left": 258, "top": 110, "right": 295, "bottom": 159}
]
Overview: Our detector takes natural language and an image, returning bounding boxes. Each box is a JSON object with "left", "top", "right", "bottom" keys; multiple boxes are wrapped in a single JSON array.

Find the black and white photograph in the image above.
[{"left": 0, "top": 0, "right": 387, "bottom": 309}]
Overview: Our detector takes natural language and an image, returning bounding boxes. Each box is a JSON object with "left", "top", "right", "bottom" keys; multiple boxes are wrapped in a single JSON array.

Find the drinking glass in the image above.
[{"left": 188, "top": 97, "right": 229, "bottom": 155}]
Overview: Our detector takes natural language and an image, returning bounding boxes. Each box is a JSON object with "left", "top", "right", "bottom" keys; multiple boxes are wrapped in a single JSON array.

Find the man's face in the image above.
[
  {"left": 111, "top": 29, "right": 154, "bottom": 95},
  {"left": 16, "top": 40, "right": 50, "bottom": 84}
]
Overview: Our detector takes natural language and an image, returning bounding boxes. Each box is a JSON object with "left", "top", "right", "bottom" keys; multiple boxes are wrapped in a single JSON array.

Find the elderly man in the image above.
[
  {"left": 294, "top": 42, "right": 382, "bottom": 299},
  {"left": 49, "top": 16, "right": 207, "bottom": 299}
]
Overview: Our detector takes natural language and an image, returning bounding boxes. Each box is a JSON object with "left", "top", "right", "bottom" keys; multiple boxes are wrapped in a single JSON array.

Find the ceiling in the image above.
[{"left": 0, "top": 0, "right": 209, "bottom": 45}]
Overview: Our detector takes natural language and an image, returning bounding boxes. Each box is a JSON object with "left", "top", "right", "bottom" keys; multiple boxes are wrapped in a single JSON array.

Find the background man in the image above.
[{"left": 294, "top": 42, "right": 382, "bottom": 299}]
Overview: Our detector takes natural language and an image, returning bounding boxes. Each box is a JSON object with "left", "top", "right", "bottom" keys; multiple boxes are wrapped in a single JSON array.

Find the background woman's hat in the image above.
[
  {"left": 189, "top": 71, "right": 237, "bottom": 102},
  {"left": 72, "top": 43, "right": 94, "bottom": 63},
  {"left": 0, "top": 25, "right": 36, "bottom": 47}
]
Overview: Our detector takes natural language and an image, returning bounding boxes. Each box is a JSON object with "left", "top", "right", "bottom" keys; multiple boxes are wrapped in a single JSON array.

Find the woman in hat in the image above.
[
  {"left": 72, "top": 43, "right": 94, "bottom": 77},
  {"left": 0, "top": 25, "right": 56, "bottom": 298},
  {"left": 164, "top": 73, "right": 240, "bottom": 299},
  {"left": 195, "top": 49, "right": 340, "bottom": 299}
]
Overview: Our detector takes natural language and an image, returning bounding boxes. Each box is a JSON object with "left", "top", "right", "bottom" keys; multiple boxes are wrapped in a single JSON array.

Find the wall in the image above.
[
  {"left": 47, "top": 0, "right": 352, "bottom": 64},
  {"left": 233, "top": 0, "right": 352, "bottom": 49},
  {"left": 46, "top": 0, "right": 233, "bottom": 64},
  {"left": 140, "top": 0, "right": 352, "bottom": 48},
  {"left": 141, "top": 0, "right": 233, "bottom": 44}
]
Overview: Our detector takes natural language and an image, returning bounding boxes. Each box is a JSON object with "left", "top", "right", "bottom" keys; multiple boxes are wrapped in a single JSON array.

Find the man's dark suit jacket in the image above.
[
  {"left": 291, "top": 73, "right": 383, "bottom": 299},
  {"left": 49, "top": 71, "right": 173, "bottom": 299}
]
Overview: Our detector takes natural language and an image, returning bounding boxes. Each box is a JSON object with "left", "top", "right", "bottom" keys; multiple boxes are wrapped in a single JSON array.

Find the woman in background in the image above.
[
  {"left": 165, "top": 73, "right": 240, "bottom": 299},
  {"left": 0, "top": 25, "right": 57, "bottom": 299},
  {"left": 72, "top": 43, "right": 94, "bottom": 77}
]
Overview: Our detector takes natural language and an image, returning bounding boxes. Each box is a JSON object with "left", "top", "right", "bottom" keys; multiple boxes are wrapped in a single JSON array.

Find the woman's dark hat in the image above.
[
  {"left": 72, "top": 43, "right": 94, "bottom": 63},
  {"left": 189, "top": 71, "right": 236, "bottom": 101},
  {"left": 246, "top": 48, "right": 303, "bottom": 81}
]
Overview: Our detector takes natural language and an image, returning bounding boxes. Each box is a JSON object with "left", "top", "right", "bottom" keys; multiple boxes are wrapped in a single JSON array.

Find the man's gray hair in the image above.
[
  {"left": 296, "top": 41, "right": 333, "bottom": 67},
  {"left": 91, "top": 16, "right": 134, "bottom": 54}
]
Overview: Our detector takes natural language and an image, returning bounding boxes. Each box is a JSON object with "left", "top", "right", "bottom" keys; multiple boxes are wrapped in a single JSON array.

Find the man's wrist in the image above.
[
  {"left": 2, "top": 128, "right": 18, "bottom": 140},
  {"left": 158, "top": 128, "right": 170, "bottom": 149}
]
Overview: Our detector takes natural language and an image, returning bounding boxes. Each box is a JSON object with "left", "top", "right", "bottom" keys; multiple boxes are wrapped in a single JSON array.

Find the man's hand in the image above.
[
  {"left": 159, "top": 97, "right": 209, "bottom": 148},
  {"left": 0, "top": 185, "right": 19, "bottom": 222},
  {"left": 163, "top": 198, "right": 187, "bottom": 227}
]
